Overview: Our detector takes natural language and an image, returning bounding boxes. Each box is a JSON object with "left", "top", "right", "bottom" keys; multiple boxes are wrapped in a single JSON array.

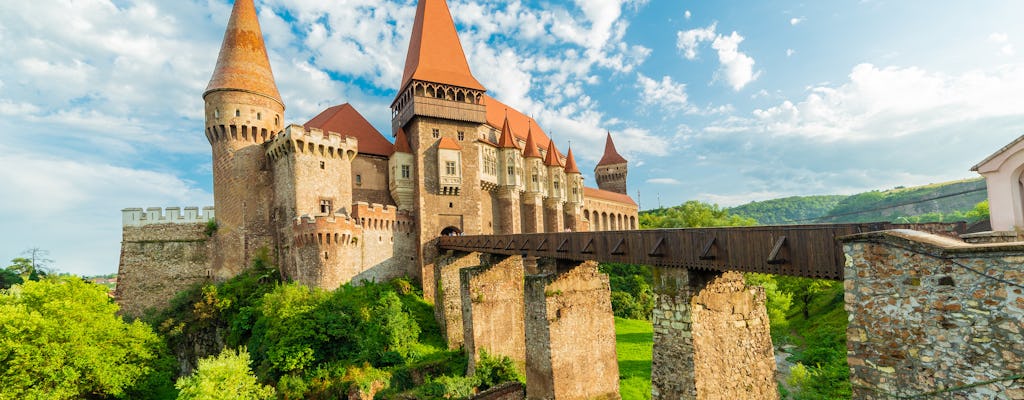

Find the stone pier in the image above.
[
  {"left": 651, "top": 269, "right": 777, "bottom": 400},
  {"left": 435, "top": 251, "right": 485, "bottom": 349},
  {"left": 524, "top": 261, "right": 620, "bottom": 400},
  {"left": 843, "top": 230, "right": 1024, "bottom": 399},
  {"left": 461, "top": 255, "right": 526, "bottom": 375}
]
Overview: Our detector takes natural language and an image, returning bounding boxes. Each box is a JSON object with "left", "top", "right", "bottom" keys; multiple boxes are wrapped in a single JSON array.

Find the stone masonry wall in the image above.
[
  {"left": 651, "top": 269, "right": 777, "bottom": 400},
  {"left": 461, "top": 255, "right": 526, "bottom": 376},
  {"left": 524, "top": 261, "right": 620, "bottom": 400},
  {"left": 435, "top": 252, "right": 484, "bottom": 349},
  {"left": 117, "top": 223, "right": 212, "bottom": 317},
  {"left": 844, "top": 231, "right": 1024, "bottom": 399}
]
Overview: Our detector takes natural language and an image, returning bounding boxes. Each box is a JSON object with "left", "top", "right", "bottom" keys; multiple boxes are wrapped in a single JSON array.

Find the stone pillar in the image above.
[
  {"left": 843, "top": 231, "right": 1024, "bottom": 399},
  {"left": 461, "top": 255, "right": 526, "bottom": 375},
  {"left": 522, "top": 194, "right": 544, "bottom": 234},
  {"left": 651, "top": 269, "right": 777, "bottom": 400},
  {"left": 524, "top": 261, "right": 620, "bottom": 400},
  {"left": 496, "top": 188, "right": 521, "bottom": 234},
  {"left": 434, "top": 251, "right": 484, "bottom": 349},
  {"left": 543, "top": 198, "right": 563, "bottom": 233}
]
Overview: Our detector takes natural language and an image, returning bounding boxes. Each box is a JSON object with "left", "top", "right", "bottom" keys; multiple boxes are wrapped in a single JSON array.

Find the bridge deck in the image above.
[{"left": 436, "top": 222, "right": 965, "bottom": 280}]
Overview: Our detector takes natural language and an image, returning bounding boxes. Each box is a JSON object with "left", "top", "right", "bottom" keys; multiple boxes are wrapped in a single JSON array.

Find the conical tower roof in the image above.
[
  {"left": 564, "top": 147, "right": 580, "bottom": 174},
  {"left": 400, "top": 0, "right": 485, "bottom": 92},
  {"left": 597, "top": 132, "right": 627, "bottom": 166},
  {"left": 523, "top": 124, "right": 542, "bottom": 158},
  {"left": 394, "top": 128, "right": 413, "bottom": 154},
  {"left": 545, "top": 140, "right": 562, "bottom": 167},
  {"left": 497, "top": 115, "right": 518, "bottom": 149},
  {"left": 205, "top": 0, "right": 283, "bottom": 107}
]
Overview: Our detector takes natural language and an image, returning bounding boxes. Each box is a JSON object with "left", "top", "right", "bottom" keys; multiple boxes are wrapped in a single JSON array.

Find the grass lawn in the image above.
[{"left": 615, "top": 317, "right": 653, "bottom": 400}]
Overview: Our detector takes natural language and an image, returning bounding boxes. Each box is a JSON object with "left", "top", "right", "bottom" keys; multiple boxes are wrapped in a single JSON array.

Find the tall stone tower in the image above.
[
  {"left": 594, "top": 132, "right": 628, "bottom": 195},
  {"left": 390, "top": 0, "right": 489, "bottom": 285},
  {"left": 203, "top": 0, "right": 285, "bottom": 278}
]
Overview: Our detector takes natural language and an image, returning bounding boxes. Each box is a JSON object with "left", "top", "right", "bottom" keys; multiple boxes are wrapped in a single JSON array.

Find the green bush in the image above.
[
  {"left": 175, "top": 348, "right": 275, "bottom": 400},
  {"left": 474, "top": 349, "right": 524, "bottom": 390}
]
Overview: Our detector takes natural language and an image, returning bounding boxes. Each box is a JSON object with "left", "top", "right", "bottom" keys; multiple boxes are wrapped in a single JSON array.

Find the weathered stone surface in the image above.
[
  {"left": 116, "top": 223, "right": 212, "bottom": 317},
  {"left": 844, "top": 232, "right": 1024, "bottom": 400},
  {"left": 435, "top": 251, "right": 484, "bottom": 349},
  {"left": 461, "top": 255, "right": 526, "bottom": 375},
  {"left": 524, "top": 261, "right": 620, "bottom": 400}
]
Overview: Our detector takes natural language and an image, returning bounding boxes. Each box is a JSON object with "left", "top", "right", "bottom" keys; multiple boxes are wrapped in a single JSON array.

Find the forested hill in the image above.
[{"left": 725, "top": 177, "right": 987, "bottom": 225}]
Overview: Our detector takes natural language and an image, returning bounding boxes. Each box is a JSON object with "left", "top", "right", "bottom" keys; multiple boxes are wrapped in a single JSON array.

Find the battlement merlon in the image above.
[
  {"left": 266, "top": 124, "right": 360, "bottom": 160},
  {"left": 122, "top": 206, "right": 215, "bottom": 227}
]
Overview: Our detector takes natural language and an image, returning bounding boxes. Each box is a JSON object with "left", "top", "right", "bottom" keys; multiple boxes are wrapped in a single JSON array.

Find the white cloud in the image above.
[
  {"left": 636, "top": 73, "right": 690, "bottom": 111},
  {"left": 684, "top": 10, "right": 692, "bottom": 19},
  {"left": 786, "top": 48, "right": 796, "bottom": 57},
  {"left": 988, "top": 32, "right": 1015, "bottom": 56},
  {"left": 647, "top": 178, "right": 682, "bottom": 185},
  {"left": 721, "top": 63, "right": 1024, "bottom": 141},
  {"left": 676, "top": 23, "right": 760, "bottom": 90},
  {"left": 790, "top": 17, "right": 804, "bottom": 26}
]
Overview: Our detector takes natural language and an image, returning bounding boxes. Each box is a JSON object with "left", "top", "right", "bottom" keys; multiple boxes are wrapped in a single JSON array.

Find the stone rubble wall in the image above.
[
  {"left": 844, "top": 231, "right": 1024, "bottom": 400},
  {"left": 461, "top": 256, "right": 526, "bottom": 375},
  {"left": 435, "top": 252, "right": 485, "bottom": 348},
  {"left": 116, "top": 223, "right": 212, "bottom": 317}
]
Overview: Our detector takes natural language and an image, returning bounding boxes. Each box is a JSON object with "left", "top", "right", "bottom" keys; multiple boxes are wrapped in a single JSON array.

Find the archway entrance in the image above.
[{"left": 441, "top": 226, "right": 462, "bottom": 236}]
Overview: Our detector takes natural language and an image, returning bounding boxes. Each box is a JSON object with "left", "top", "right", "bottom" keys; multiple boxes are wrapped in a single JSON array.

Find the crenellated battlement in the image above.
[
  {"left": 122, "top": 207, "right": 215, "bottom": 227},
  {"left": 293, "top": 213, "right": 362, "bottom": 248},
  {"left": 267, "top": 124, "right": 359, "bottom": 162},
  {"left": 352, "top": 202, "right": 415, "bottom": 233}
]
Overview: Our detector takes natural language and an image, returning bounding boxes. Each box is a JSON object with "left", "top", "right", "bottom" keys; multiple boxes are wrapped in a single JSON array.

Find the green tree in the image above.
[
  {"left": 0, "top": 277, "right": 165, "bottom": 400},
  {"left": 777, "top": 277, "right": 840, "bottom": 320},
  {"left": 640, "top": 200, "right": 756, "bottom": 229},
  {"left": 0, "top": 268, "right": 22, "bottom": 289},
  {"left": 175, "top": 348, "right": 275, "bottom": 400}
]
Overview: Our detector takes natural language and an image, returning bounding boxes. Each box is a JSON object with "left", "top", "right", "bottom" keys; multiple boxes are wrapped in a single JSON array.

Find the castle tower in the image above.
[
  {"left": 496, "top": 116, "right": 523, "bottom": 234},
  {"left": 595, "top": 132, "right": 628, "bottom": 195},
  {"left": 389, "top": 128, "right": 415, "bottom": 211},
  {"left": 543, "top": 140, "right": 565, "bottom": 232},
  {"left": 391, "top": 0, "right": 490, "bottom": 288},
  {"left": 203, "top": 0, "right": 285, "bottom": 278},
  {"left": 563, "top": 147, "right": 585, "bottom": 231},
  {"left": 521, "top": 124, "right": 545, "bottom": 233}
]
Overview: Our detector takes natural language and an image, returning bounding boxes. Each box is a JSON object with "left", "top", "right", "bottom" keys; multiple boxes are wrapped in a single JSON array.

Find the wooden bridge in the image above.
[{"left": 437, "top": 222, "right": 966, "bottom": 280}]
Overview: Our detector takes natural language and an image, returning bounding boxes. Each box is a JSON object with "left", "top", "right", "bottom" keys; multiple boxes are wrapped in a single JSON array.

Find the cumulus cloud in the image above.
[
  {"left": 684, "top": 10, "right": 692, "bottom": 19},
  {"left": 786, "top": 48, "right": 796, "bottom": 57},
  {"left": 647, "top": 178, "right": 682, "bottom": 185},
  {"left": 989, "top": 32, "right": 1015, "bottom": 56},
  {"left": 636, "top": 73, "right": 690, "bottom": 112},
  {"left": 676, "top": 23, "right": 760, "bottom": 90},
  {"left": 789, "top": 17, "right": 804, "bottom": 26}
]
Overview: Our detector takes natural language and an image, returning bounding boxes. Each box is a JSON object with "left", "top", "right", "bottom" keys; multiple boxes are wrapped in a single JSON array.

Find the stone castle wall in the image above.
[
  {"left": 352, "top": 155, "right": 394, "bottom": 206},
  {"left": 116, "top": 210, "right": 213, "bottom": 317},
  {"left": 844, "top": 231, "right": 1024, "bottom": 399},
  {"left": 461, "top": 256, "right": 526, "bottom": 375}
]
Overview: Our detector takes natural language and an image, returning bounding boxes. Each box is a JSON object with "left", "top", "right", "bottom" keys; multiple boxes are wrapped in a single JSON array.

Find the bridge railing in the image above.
[{"left": 437, "top": 222, "right": 965, "bottom": 279}]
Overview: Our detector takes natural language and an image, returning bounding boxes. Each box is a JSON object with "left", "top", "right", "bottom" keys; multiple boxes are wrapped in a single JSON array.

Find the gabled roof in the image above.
[
  {"left": 545, "top": 140, "right": 562, "bottom": 167},
  {"left": 564, "top": 147, "right": 580, "bottom": 174},
  {"left": 584, "top": 187, "right": 637, "bottom": 206},
  {"left": 305, "top": 104, "right": 394, "bottom": 157},
  {"left": 204, "top": 0, "right": 283, "bottom": 107},
  {"left": 484, "top": 95, "right": 562, "bottom": 158},
  {"left": 497, "top": 116, "right": 519, "bottom": 149},
  {"left": 972, "top": 133, "right": 1024, "bottom": 173},
  {"left": 597, "top": 132, "right": 627, "bottom": 166},
  {"left": 400, "top": 0, "right": 485, "bottom": 92},
  {"left": 394, "top": 128, "right": 413, "bottom": 154},
  {"left": 438, "top": 137, "right": 461, "bottom": 150},
  {"left": 523, "top": 124, "right": 542, "bottom": 158}
]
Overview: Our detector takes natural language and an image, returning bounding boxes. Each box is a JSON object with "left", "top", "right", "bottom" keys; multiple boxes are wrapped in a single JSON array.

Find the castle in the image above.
[{"left": 116, "top": 0, "right": 638, "bottom": 315}]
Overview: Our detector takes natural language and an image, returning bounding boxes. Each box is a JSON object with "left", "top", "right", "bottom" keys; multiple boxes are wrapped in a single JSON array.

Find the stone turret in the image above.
[
  {"left": 389, "top": 128, "right": 415, "bottom": 211},
  {"left": 496, "top": 116, "right": 523, "bottom": 234},
  {"left": 595, "top": 132, "right": 628, "bottom": 195},
  {"left": 204, "top": 0, "right": 284, "bottom": 278},
  {"left": 563, "top": 146, "right": 585, "bottom": 231},
  {"left": 543, "top": 140, "right": 566, "bottom": 232}
]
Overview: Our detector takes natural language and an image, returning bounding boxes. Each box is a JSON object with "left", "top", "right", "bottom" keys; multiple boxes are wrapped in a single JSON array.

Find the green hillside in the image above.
[{"left": 727, "top": 178, "right": 987, "bottom": 225}]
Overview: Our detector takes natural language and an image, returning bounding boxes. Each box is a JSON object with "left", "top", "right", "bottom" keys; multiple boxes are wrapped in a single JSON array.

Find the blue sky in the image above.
[{"left": 1, "top": 0, "right": 1023, "bottom": 275}]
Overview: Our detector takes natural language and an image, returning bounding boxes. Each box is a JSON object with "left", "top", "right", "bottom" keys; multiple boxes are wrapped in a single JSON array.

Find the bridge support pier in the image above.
[
  {"left": 651, "top": 269, "right": 777, "bottom": 400},
  {"left": 460, "top": 255, "right": 527, "bottom": 375},
  {"left": 525, "top": 260, "right": 620, "bottom": 400},
  {"left": 843, "top": 231, "right": 1024, "bottom": 399},
  {"left": 434, "top": 251, "right": 484, "bottom": 349}
]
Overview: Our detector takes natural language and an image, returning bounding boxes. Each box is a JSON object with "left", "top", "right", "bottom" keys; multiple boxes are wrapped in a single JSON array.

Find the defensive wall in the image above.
[{"left": 116, "top": 207, "right": 215, "bottom": 317}]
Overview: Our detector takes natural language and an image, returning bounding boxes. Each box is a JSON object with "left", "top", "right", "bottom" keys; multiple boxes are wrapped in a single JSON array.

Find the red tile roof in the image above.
[
  {"left": 400, "top": 0, "right": 485, "bottom": 92},
  {"left": 305, "top": 104, "right": 394, "bottom": 157},
  {"left": 484, "top": 95, "right": 563, "bottom": 158},
  {"left": 523, "top": 124, "right": 542, "bottom": 158},
  {"left": 544, "top": 140, "right": 562, "bottom": 167},
  {"left": 584, "top": 187, "right": 637, "bottom": 206},
  {"left": 563, "top": 147, "right": 580, "bottom": 173},
  {"left": 394, "top": 127, "right": 413, "bottom": 153},
  {"left": 497, "top": 115, "right": 519, "bottom": 149},
  {"left": 438, "top": 137, "right": 461, "bottom": 150},
  {"left": 204, "top": 0, "right": 283, "bottom": 106},
  {"left": 597, "top": 132, "right": 627, "bottom": 166}
]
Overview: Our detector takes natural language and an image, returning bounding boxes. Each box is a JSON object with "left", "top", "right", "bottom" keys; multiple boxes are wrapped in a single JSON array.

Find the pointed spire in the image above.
[
  {"left": 394, "top": 128, "right": 413, "bottom": 153},
  {"left": 545, "top": 140, "right": 562, "bottom": 167},
  {"left": 400, "top": 0, "right": 485, "bottom": 92},
  {"left": 204, "top": 0, "right": 283, "bottom": 107},
  {"left": 597, "top": 131, "right": 627, "bottom": 166},
  {"left": 497, "top": 116, "right": 518, "bottom": 149},
  {"left": 564, "top": 146, "right": 580, "bottom": 174},
  {"left": 523, "top": 123, "right": 542, "bottom": 158}
]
